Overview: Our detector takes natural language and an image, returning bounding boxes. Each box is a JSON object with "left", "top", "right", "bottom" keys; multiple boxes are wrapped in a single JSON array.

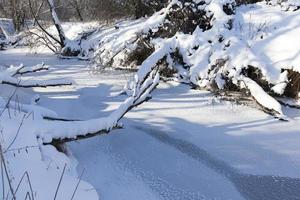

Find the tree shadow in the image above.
[{"left": 36, "top": 83, "right": 126, "bottom": 120}]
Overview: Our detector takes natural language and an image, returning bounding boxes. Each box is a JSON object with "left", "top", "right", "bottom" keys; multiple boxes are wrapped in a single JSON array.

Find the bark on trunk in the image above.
[{"left": 46, "top": 0, "right": 67, "bottom": 47}]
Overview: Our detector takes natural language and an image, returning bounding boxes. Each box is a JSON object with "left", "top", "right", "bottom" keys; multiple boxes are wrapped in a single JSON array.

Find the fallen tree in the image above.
[
  {"left": 42, "top": 66, "right": 159, "bottom": 145},
  {"left": 93, "top": 0, "right": 300, "bottom": 120},
  {"left": 0, "top": 62, "right": 160, "bottom": 144},
  {"left": 17, "top": 0, "right": 300, "bottom": 120},
  {"left": 0, "top": 63, "right": 73, "bottom": 87},
  {"left": 0, "top": 60, "right": 160, "bottom": 199}
]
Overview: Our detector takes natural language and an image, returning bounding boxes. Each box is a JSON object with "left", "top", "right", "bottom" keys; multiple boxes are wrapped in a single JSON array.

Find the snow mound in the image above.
[{"left": 86, "top": 0, "right": 300, "bottom": 117}]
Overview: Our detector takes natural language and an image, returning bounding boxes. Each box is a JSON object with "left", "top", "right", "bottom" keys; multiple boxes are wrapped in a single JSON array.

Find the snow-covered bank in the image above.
[
  {"left": 73, "top": 0, "right": 300, "bottom": 119},
  {"left": 69, "top": 81, "right": 300, "bottom": 200},
  {"left": 0, "top": 48, "right": 158, "bottom": 199},
  {"left": 0, "top": 50, "right": 101, "bottom": 199},
  {"left": 1, "top": 49, "right": 300, "bottom": 199},
  {"left": 2, "top": 0, "right": 300, "bottom": 197},
  {"left": 0, "top": 111, "right": 99, "bottom": 200}
]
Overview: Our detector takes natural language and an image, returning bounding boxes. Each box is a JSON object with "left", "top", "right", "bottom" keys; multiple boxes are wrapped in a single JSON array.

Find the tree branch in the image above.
[
  {"left": 28, "top": 0, "right": 62, "bottom": 46},
  {"left": 42, "top": 68, "right": 160, "bottom": 145}
]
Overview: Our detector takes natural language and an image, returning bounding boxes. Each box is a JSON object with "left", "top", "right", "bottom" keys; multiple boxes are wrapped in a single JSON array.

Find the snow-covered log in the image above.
[
  {"left": 92, "top": 0, "right": 300, "bottom": 119},
  {"left": 42, "top": 67, "right": 160, "bottom": 144},
  {"left": 0, "top": 63, "right": 73, "bottom": 88},
  {"left": 239, "top": 76, "right": 285, "bottom": 119}
]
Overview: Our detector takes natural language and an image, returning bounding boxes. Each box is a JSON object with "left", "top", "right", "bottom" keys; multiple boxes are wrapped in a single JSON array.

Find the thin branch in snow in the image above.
[
  {"left": 54, "top": 163, "right": 67, "bottom": 200},
  {"left": 12, "top": 64, "right": 49, "bottom": 76},
  {"left": 28, "top": 0, "right": 62, "bottom": 46},
  {"left": 0, "top": 144, "right": 16, "bottom": 200},
  {"left": 0, "top": 64, "right": 73, "bottom": 88},
  {"left": 4, "top": 114, "right": 26, "bottom": 153},
  {"left": 1, "top": 79, "right": 73, "bottom": 88},
  {"left": 1, "top": 148, "right": 5, "bottom": 200},
  {"left": 13, "top": 171, "right": 34, "bottom": 200},
  {"left": 43, "top": 68, "right": 160, "bottom": 145},
  {"left": 0, "top": 85, "right": 19, "bottom": 118},
  {"left": 70, "top": 168, "right": 85, "bottom": 200}
]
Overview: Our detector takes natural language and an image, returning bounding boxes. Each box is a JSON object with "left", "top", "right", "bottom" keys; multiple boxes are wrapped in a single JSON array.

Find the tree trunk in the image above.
[
  {"left": 46, "top": 0, "right": 67, "bottom": 47},
  {"left": 72, "top": 0, "right": 84, "bottom": 21}
]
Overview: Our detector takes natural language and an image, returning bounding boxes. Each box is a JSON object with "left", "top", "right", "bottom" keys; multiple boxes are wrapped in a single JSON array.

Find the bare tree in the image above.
[
  {"left": 45, "top": 0, "right": 67, "bottom": 48},
  {"left": 28, "top": 0, "right": 82, "bottom": 56},
  {"left": 67, "top": 0, "right": 83, "bottom": 21}
]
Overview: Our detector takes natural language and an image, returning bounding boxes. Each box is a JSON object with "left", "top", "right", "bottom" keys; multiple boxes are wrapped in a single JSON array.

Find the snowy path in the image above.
[{"left": 1, "top": 49, "right": 300, "bottom": 200}]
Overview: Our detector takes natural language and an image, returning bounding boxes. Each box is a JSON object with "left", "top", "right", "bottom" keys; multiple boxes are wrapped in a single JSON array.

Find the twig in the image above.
[
  {"left": 14, "top": 171, "right": 34, "bottom": 200},
  {"left": 1, "top": 150, "right": 5, "bottom": 200},
  {"left": 0, "top": 145, "right": 16, "bottom": 200},
  {"left": 1, "top": 80, "right": 73, "bottom": 88},
  {"left": 53, "top": 163, "right": 67, "bottom": 200},
  {"left": 70, "top": 168, "right": 85, "bottom": 200},
  {"left": 28, "top": 0, "right": 62, "bottom": 46},
  {"left": 43, "top": 116, "right": 81, "bottom": 122},
  {"left": 0, "top": 86, "right": 19, "bottom": 118},
  {"left": 4, "top": 145, "right": 39, "bottom": 153},
  {"left": 4, "top": 114, "right": 26, "bottom": 153},
  {"left": 24, "top": 191, "right": 32, "bottom": 200}
]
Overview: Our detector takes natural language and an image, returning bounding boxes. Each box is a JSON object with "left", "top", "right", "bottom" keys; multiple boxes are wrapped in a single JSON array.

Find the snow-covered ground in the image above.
[
  {"left": 70, "top": 85, "right": 300, "bottom": 200},
  {"left": 1, "top": 49, "right": 300, "bottom": 199}
]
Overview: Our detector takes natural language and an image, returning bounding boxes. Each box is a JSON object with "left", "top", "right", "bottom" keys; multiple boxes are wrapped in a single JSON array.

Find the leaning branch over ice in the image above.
[
  {"left": 12, "top": 63, "right": 49, "bottom": 76},
  {"left": 93, "top": 0, "right": 300, "bottom": 119},
  {"left": 0, "top": 63, "right": 73, "bottom": 88},
  {"left": 42, "top": 66, "right": 160, "bottom": 144}
]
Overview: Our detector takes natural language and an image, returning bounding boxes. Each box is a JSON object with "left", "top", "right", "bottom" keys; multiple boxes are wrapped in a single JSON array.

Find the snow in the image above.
[
  {"left": 236, "top": 3, "right": 300, "bottom": 74},
  {"left": 0, "top": 47, "right": 160, "bottom": 199},
  {"left": 0, "top": 53, "right": 100, "bottom": 200},
  {"left": 2, "top": 0, "right": 300, "bottom": 199},
  {"left": 1, "top": 48, "right": 299, "bottom": 199},
  {"left": 0, "top": 18, "right": 15, "bottom": 35},
  {"left": 0, "top": 63, "right": 73, "bottom": 87},
  {"left": 79, "top": 0, "right": 300, "bottom": 115},
  {"left": 0, "top": 111, "right": 99, "bottom": 200},
  {"left": 240, "top": 75, "right": 283, "bottom": 115},
  {"left": 68, "top": 78, "right": 300, "bottom": 200}
]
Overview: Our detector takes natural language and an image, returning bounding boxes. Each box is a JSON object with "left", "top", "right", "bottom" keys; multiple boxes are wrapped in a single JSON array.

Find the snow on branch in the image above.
[
  {"left": 42, "top": 67, "right": 160, "bottom": 144},
  {"left": 2, "top": 78, "right": 73, "bottom": 88},
  {"left": 0, "top": 63, "right": 73, "bottom": 88},
  {"left": 238, "top": 76, "right": 286, "bottom": 120},
  {"left": 0, "top": 60, "right": 161, "bottom": 145},
  {"left": 93, "top": 0, "right": 300, "bottom": 120},
  {"left": 12, "top": 63, "right": 49, "bottom": 76}
]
